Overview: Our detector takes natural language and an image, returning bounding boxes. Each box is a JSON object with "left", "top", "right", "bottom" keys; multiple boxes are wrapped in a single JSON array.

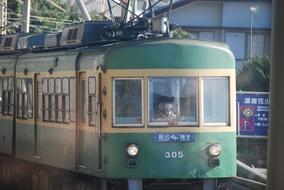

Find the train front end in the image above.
[{"left": 102, "top": 39, "right": 236, "bottom": 189}]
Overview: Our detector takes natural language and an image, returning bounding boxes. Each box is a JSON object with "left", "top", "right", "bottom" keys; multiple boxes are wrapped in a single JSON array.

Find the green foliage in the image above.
[
  {"left": 171, "top": 27, "right": 190, "bottom": 38},
  {"left": 7, "top": 0, "right": 83, "bottom": 33},
  {"left": 237, "top": 57, "right": 270, "bottom": 92},
  {"left": 89, "top": 10, "right": 105, "bottom": 21}
]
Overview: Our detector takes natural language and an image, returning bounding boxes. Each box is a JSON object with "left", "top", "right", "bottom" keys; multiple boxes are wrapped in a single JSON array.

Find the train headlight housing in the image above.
[
  {"left": 126, "top": 144, "right": 139, "bottom": 157},
  {"left": 207, "top": 144, "right": 221, "bottom": 157}
]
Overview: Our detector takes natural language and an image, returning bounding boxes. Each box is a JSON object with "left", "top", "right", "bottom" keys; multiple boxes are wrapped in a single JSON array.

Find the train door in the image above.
[{"left": 76, "top": 71, "right": 99, "bottom": 174}]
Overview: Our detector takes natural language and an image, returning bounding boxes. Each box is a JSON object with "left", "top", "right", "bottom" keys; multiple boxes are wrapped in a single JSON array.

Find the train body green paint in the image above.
[
  {"left": 105, "top": 39, "right": 235, "bottom": 69},
  {"left": 0, "top": 38, "right": 236, "bottom": 185},
  {"left": 103, "top": 132, "right": 236, "bottom": 178}
]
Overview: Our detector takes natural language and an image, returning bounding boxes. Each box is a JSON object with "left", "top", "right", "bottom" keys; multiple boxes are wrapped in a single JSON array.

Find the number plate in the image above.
[{"left": 154, "top": 133, "right": 195, "bottom": 143}]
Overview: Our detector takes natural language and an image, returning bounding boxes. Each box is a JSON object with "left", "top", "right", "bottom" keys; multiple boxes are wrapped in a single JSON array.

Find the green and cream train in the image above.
[{"left": 0, "top": 21, "right": 236, "bottom": 190}]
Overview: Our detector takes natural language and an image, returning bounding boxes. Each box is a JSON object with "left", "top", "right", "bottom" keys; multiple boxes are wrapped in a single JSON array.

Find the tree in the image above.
[
  {"left": 237, "top": 57, "right": 270, "bottom": 92},
  {"left": 171, "top": 26, "right": 190, "bottom": 38},
  {"left": 7, "top": 0, "right": 83, "bottom": 33}
]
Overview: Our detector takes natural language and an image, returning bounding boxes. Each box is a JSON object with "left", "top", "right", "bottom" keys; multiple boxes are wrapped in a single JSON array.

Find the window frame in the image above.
[
  {"left": 62, "top": 77, "right": 70, "bottom": 124},
  {"left": 112, "top": 77, "right": 144, "bottom": 127},
  {"left": 48, "top": 78, "right": 56, "bottom": 122},
  {"left": 2, "top": 77, "right": 14, "bottom": 116},
  {"left": 42, "top": 78, "right": 49, "bottom": 122},
  {"left": 69, "top": 77, "right": 76, "bottom": 122},
  {"left": 88, "top": 77, "right": 96, "bottom": 127},
  {"left": 41, "top": 77, "right": 71, "bottom": 124},
  {"left": 201, "top": 76, "right": 230, "bottom": 126},
  {"left": 16, "top": 78, "right": 33, "bottom": 119},
  {"left": 147, "top": 77, "right": 199, "bottom": 127},
  {"left": 55, "top": 77, "right": 63, "bottom": 123}
]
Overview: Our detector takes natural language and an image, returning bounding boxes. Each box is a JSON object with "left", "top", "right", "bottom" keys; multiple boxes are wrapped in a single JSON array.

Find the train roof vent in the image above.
[
  {"left": 17, "top": 33, "right": 45, "bottom": 50},
  {"left": 0, "top": 33, "right": 25, "bottom": 52},
  {"left": 60, "top": 21, "right": 113, "bottom": 47},
  {"left": 44, "top": 32, "right": 62, "bottom": 48}
]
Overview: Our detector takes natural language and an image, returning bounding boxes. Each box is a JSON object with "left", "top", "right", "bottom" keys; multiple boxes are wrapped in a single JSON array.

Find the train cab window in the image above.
[
  {"left": 148, "top": 77, "right": 198, "bottom": 126},
  {"left": 88, "top": 77, "right": 96, "bottom": 126},
  {"left": 203, "top": 77, "right": 229, "bottom": 125},
  {"left": 113, "top": 78, "right": 143, "bottom": 127}
]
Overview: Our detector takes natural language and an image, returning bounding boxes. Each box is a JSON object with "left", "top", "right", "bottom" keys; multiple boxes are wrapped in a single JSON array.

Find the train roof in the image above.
[
  {"left": 103, "top": 38, "right": 235, "bottom": 69},
  {"left": 2, "top": 38, "right": 234, "bottom": 73}
]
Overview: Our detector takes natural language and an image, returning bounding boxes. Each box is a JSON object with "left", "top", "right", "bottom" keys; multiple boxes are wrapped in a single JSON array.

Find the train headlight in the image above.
[
  {"left": 207, "top": 144, "right": 221, "bottom": 157},
  {"left": 126, "top": 144, "right": 139, "bottom": 157}
]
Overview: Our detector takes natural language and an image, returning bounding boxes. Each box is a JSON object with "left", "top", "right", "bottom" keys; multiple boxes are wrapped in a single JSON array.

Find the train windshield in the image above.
[
  {"left": 113, "top": 78, "right": 144, "bottom": 127},
  {"left": 203, "top": 77, "right": 229, "bottom": 124},
  {"left": 148, "top": 77, "right": 198, "bottom": 126}
]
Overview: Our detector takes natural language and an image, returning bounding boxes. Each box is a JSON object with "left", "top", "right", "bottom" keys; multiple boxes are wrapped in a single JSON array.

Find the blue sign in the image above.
[
  {"left": 154, "top": 133, "right": 195, "bottom": 143},
  {"left": 237, "top": 92, "right": 269, "bottom": 137}
]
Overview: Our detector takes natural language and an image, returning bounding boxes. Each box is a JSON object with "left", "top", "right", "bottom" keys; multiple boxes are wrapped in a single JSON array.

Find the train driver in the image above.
[{"left": 156, "top": 96, "right": 177, "bottom": 121}]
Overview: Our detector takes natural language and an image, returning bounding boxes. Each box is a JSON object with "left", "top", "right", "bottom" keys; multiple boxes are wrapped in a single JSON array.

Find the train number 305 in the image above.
[{"left": 164, "top": 151, "right": 184, "bottom": 159}]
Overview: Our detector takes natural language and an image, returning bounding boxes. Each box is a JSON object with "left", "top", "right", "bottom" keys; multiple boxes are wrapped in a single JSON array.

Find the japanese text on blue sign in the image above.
[
  {"left": 237, "top": 92, "right": 269, "bottom": 137},
  {"left": 154, "top": 133, "right": 195, "bottom": 142}
]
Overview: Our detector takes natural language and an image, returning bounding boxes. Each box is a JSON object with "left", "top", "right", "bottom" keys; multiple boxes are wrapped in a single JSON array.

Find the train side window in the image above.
[
  {"left": 88, "top": 77, "right": 96, "bottom": 126},
  {"left": 80, "top": 78, "right": 87, "bottom": 123},
  {"left": 22, "top": 79, "right": 28, "bottom": 118},
  {"left": 2, "top": 78, "right": 8, "bottom": 115},
  {"left": 42, "top": 78, "right": 49, "bottom": 121},
  {"left": 27, "top": 79, "right": 33, "bottom": 119},
  {"left": 203, "top": 77, "right": 229, "bottom": 125},
  {"left": 16, "top": 79, "right": 22, "bottom": 118},
  {"left": 113, "top": 78, "right": 143, "bottom": 127},
  {"left": 62, "top": 78, "right": 69, "bottom": 123},
  {"left": 69, "top": 78, "right": 75, "bottom": 122},
  {"left": 0, "top": 77, "right": 2, "bottom": 114},
  {"left": 16, "top": 78, "right": 32, "bottom": 119},
  {"left": 8, "top": 77, "right": 14, "bottom": 115},
  {"left": 148, "top": 77, "right": 198, "bottom": 126},
  {"left": 55, "top": 78, "right": 62, "bottom": 122},
  {"left": 48, "top": 78, "right": 55, "bottom": 122},
  {"left": 3, "top": 77, "right": 13, "bottom": 116},
  {"left": 37, "top": 79, "right": 42, "bottom": 120}
]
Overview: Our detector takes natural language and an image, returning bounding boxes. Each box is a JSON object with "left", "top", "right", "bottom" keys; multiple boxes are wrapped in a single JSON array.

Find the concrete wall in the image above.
[
  {"left": 170, "top": 1, "right": 223, "bottom": 27},
  {"left": 170, "top": 1, "right": 271, "bottom": 29},
  {"left": 222, "top": 1, "right": 272, "bottom": 29}
]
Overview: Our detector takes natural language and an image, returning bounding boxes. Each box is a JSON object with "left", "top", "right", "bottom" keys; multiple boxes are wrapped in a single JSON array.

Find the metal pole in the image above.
[
  {"left": 75, "top": 0, "right": 91, "bottom": 21},
  {"left": 250, "top": 6, "right": 256, "bottom": 61},
  {"left": 133, "top": 0, "right": 137, "bottom": 18},
  {"left": 22, "top": 0, "right": 30, "bottom": 33},
  {"left": 267, "top": 0, "right": 284, "bottom": 189},
  {"left": 250, "top": 10, "right": 253, "bottom": 61},
  {"left": 0, "top": 0, "right": 7, "bottom": 35}
]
